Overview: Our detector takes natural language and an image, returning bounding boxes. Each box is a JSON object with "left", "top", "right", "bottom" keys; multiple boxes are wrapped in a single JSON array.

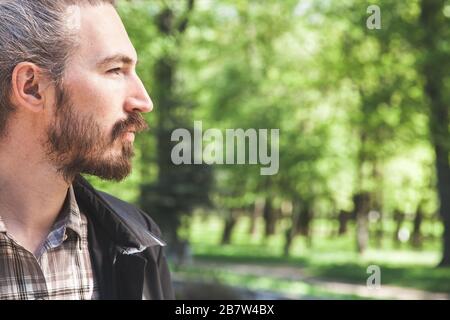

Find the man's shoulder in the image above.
[
  {"left": 73, "top": 175, "right": 165, "bottom": 246},
  {"left": 96, "top": 190, "right": 163, "bottom": 238}
]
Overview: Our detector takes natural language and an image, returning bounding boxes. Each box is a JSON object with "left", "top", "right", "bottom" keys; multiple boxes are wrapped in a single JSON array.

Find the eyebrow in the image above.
[{"left": 96, "top": 54, "right": 138, "bottom": 69}]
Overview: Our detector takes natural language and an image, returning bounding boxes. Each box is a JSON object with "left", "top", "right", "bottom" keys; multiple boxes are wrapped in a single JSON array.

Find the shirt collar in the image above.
[
  {"left": 34, "top": 185, "right": 84, "bottom": 257},
  {"left": 50, "top": 185, "right": 84, "bottom": 242},
  {"left": 64, "top": 185, "right": 84, "bottom": 239}
]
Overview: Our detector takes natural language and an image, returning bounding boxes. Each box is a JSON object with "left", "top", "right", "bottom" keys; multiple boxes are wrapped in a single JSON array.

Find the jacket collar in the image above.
[{"left": 72, "top": 175, "right": 165, "bottom": 253}]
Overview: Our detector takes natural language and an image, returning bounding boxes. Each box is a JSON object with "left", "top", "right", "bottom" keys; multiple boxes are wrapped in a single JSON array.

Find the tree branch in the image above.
[{"left": 177, "top": 0, "right": 195, "bottom": 34}]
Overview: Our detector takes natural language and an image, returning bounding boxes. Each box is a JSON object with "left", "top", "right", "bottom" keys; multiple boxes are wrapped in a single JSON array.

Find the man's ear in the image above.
[{"left": 9, "top": 62, "right": 51, "bottom": 113}]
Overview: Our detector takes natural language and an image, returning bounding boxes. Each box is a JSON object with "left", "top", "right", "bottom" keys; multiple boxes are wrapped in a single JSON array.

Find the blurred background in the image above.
[{"left": 88, "top": 0, "right": 450, "bottom": 299}]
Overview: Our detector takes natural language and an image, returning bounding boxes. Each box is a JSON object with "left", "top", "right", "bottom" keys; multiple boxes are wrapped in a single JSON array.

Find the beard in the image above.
[{"left": 45, "top": 86, "right": 148, "bottom": 182}]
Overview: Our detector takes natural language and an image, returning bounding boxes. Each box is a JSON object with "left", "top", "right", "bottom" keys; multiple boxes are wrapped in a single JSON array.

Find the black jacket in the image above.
[{"left": 73, "top": 175, "right": 175, "bottom": 300}]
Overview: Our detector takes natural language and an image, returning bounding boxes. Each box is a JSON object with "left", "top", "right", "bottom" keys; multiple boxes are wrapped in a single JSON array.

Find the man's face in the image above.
[{"left": 46, "top": 4, "right": 153, "bottom": 181}]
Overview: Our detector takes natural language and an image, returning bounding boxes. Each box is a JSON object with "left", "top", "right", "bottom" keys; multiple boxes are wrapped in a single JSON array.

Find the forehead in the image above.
[{"left": 67, "top": 4, "right": 137, "bottom": 66}]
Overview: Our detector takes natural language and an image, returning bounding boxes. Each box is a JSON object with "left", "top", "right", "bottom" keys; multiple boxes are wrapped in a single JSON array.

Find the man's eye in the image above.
[{"left": 107, "top": 68, "right": 122, "bottom": 75}]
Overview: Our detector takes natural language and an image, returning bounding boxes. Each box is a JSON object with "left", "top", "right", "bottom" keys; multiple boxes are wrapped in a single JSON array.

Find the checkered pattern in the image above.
[{"left": 0, "top": 186, "right": 99, "bottom": 300}]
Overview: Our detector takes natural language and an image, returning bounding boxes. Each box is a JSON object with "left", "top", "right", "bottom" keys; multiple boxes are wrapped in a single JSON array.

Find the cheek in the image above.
[{"left": 67, "top": 75, "right": 125, "bottom": 130}]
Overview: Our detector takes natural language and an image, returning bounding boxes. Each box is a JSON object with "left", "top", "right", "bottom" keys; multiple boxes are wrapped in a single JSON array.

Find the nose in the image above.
[{"left": 124, "top": 74, "right": 153, "bottom": 114}]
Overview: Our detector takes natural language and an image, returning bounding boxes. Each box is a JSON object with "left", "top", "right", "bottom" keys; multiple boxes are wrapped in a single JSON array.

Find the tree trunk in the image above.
[
  {"left": 355, "top": 192, "right": 371, "bottom": 254},
  {"left": 372, "top": 160, "right": 384, "bottom": 249},
  {"left": 221, "top": 209, "right": 239, "bottom": 245},
  {"left": 435, "top": 148, "right": 450, "bottom": 265},
  {"left": 283, "top": 200, "right": 300, "bottom": 257},
  {"left": 295, "top": 204, "right": 314, "bottom": 247},
  {"left": 338, "top": 210, "right": 350, "bottom": 236},
  {"left": 393, "top": 210, "right": 405, "bottom": 247},
  {"left": 418, "top": 0, "right": 450, "bottom": 266},
  {"left": 248, "top": 198, "right": 264, "bottom": 237},
  {"left": 411, "top": 205, "right": 424, "bottom": 248},
  {"left": 263, "top": 197, "right": 277, "bottom": 237}
]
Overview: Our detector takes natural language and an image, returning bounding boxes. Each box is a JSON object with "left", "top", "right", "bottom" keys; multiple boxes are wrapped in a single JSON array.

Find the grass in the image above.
[
  {"left": 174, "top": 265, "right": 366, "bottom": 300},
  {"left": 174, "top": 214, "right": 450, "bottom": 296}
]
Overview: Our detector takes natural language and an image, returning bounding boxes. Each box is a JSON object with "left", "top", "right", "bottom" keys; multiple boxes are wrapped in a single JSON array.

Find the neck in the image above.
[{"left": 0, "top": 129, "right": 71, "bottom": 254}]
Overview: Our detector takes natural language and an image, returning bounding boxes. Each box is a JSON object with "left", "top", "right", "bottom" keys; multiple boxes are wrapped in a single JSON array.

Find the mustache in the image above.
[{"left": 111, "top": 113, "right": 149, "bottom": 142}]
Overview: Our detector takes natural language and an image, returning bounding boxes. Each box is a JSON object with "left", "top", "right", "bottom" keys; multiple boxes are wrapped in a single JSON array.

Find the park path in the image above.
[{"left": 190, "top": 261, "right": 450, "bottom": 300}]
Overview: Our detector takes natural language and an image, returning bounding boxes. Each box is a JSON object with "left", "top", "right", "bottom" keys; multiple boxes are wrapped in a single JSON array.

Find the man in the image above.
[{"left": 0, "top": 0, "right": 174, "bottom": 300}]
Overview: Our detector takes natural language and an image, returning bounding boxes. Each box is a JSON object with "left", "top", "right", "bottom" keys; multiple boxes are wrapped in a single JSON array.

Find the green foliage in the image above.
[{"left": 88, "top": 0, "right": 448, "bottom": 270}]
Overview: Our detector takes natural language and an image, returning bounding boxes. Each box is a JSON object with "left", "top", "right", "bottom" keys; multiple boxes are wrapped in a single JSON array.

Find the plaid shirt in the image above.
[{"left": 0, "top": 186, "right": 99, "bottom": 300}]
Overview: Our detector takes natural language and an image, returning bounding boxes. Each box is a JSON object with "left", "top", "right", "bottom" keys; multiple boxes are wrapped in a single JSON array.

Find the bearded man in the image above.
[{"left": 0, "top": 0, "right": 174, "bottom": 300}]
